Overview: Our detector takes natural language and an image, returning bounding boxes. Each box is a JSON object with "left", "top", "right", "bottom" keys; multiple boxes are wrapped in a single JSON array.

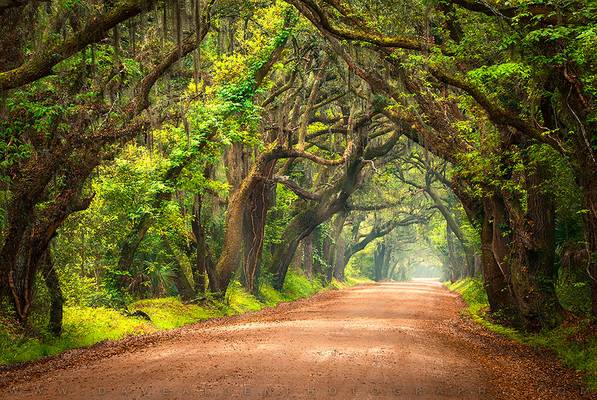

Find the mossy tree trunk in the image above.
[
  {"left": 502, "top": 159, "right": 563, "bottom": 330},
  {"left": 373, "top": 242, "right": 386, "bottom": 282},
  {"left": 0, "top": 154, "right": 96, "bottom": 326},
  {"left": 213, "top": 150, "right": 278, "bottom": 295},
  {"left": 302, "top": 234, "right": 314, "bottom": 278},
  {"left": 41, "top": 248, "right": 64, "bottom": 336},
  {"left": 331, "top": 212, "right": 348, "bottom": 281},
  {"left": 239, "top": 159, "right": 276, "bottom": 295},
  {"left": 190, "top": 192, "right": 217, "bottom": 295},
  {"left": 480, "top": 196, "right": 517, "bottom": 318},
  {"left": 580, "top": 173, "right": 597, "bottom": 317}
]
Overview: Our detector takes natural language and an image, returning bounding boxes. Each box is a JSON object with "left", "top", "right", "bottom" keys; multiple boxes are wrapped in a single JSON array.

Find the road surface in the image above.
[{"left": 0, "top": 281, "right": 592, "bottom": 399}]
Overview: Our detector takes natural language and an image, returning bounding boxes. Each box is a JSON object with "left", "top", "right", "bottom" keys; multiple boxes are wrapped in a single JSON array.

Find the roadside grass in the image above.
[
  {"left": 0, "top": 270, "right": 369, "bottom": 367},
  {"left": 130, "top": 297, "right": 217, "bottom": 329},
  {"left": 446, "top": 278, "right": 597, "bottom": 390},
  {"left": 0, "top": 307, "right": 153, "bottom": 365},
  {"left": 344, "top": 275, "right": 376, "bottom": 286}
]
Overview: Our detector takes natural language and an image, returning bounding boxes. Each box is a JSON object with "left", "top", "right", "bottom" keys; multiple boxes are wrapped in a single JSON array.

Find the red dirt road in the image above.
[{"left": 0, "top": 281, "right": 593, "bottom": 399}]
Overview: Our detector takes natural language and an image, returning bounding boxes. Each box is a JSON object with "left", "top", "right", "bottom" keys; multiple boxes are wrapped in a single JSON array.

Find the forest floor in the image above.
[{"left": 0, "top": 281, "right": 593, "bottom": 400}]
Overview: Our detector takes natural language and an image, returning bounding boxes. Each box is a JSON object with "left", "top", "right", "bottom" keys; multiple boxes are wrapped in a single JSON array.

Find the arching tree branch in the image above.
[
  {"left": 0, "top": 0, "right": 156, "bottom": 91},
  {"left": 270, "top": 175, "right": 322, "bottom": 201}
]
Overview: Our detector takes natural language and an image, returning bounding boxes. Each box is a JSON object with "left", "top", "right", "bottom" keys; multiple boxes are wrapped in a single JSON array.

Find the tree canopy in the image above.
[{"left": 0, "top": 0, "right": 595, "bottom": 341}]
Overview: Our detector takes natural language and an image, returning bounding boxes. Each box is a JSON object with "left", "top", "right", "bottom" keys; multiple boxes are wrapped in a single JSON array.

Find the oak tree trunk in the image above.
[
  {"left": 41, "top": 249, "right": 64, "bottom": 336},
  {"left": 302, "top": 234, "right": 314, "bottom": 278},
  {"left": 480, "top": 197, "right": 517, "bottom": 317},
  {"left": 504, "top": 162, "right": 562, "bottom": 330},
  {"left": 213, "top": 152, "right": 277, "bottom": 295}
]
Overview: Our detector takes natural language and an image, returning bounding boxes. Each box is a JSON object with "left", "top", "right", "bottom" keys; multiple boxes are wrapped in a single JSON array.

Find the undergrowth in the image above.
[
  {"left": 0, "top": 270, "right": 368, "bottom": 366},
  {"left": 447, "top": 278, "right": 597, "bottom": 391}
]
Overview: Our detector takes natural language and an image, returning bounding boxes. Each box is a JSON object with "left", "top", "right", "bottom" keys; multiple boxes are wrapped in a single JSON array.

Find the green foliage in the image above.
[
  {"left": 468, "top": 62, "right": 535, "bottom": 112},
  {"left": 218, "top": 8, "right": 297, "bottom": 117},
  {"left": 1, "top": 0, "right": 593, "bottom": 387},
  {"left": 0, "top": 306, "right": 152, "bottom": 365},
  {"left": 281, "top": 270, "right": 324, "bottom": 298},
  {"left": 226, "top": 281, "right": 265, "bottom": 313},
  {"left": 95, "top": 268, "right": 133, "bottom": 308},
  {"left": 0, "top": 270, "right": 351, "bottom": 366},
  {"left": 448, "top": 278, "right": 597, "bottom": 390},
  {"left": 57, "top": 265, "right": 97, "bottom": 306},
  {"left": 556, "top": 270, "right": 592, "bottom": 316},
  {"left": 265, "top": 186, "right": 299, "bottom": 244},
  {"left": 131, "top": 297, "right": 217, "bottom": 330}
]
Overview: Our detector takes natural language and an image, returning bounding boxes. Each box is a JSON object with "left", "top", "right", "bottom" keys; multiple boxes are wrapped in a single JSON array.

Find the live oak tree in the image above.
[
  {"left": 284, "top": 0, "right": 595, "bottom": 329},
  {"left": 0, "top": 0, "right": 213, "bottom": 330},
  {"left": 0, "top": 0, "right": 594, "bottom": 337}
]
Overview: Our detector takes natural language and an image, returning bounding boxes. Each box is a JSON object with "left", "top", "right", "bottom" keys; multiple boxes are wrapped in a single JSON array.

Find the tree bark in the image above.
[
  {"left": 503, "top": 161, "right": 562, "bottom": 330},
  {"left": 239, "top": 160, "right": 276, "bottom": 295},
  {"left": 190, "top": 193, "right": 216, "bottom": 295},
  {"left": 480, "top": 196, "right": 516, "bottom": 316},
  {"left": 162, "top": 238, "right": 195, "bottom": 301},
  {"left": 213, "top": 151, "right": 277, "bottom": 295},
  {"left": 315, "top": 227, "right": 329, "bottom": 279},
  {"left": 0, "top": 0, "right": 155, "bottom": 91},
  {"left": 270, "top": 163, "right": 360, "bottom": 289},
  {"left": 271, "top": 208, "right": 329, "bottom": 290},
  {"left": 584, "top": 182, "right": 597, "bottom": 317},
  {"left": 426, "top": 185, "right": 474, "bottom": 277},
  {"left": 41, "top": 248, "right": 64, "bottom": 336},
  {"left": 446, "top": 224, "right": 461, "bottom": 281},
  {"left": 373, "top": 242, "right": 386, "bottom": 281},
  {"left": 0, "top": 158, "right": 95, "bottom": 325},
  {"left": 331, "top": 212, "right": 348, "bottom": 281},
  {"left": 302, "top": 234, "right": 314, "bottom": 278},
  {"left": 575, "top": 164, "right": 597, "bottom": 317},
  {"left": 269, "top": 124, "right": 400, "bottom": 289}
]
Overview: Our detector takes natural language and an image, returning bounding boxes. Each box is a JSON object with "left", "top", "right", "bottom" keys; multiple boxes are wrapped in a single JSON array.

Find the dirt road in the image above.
[{"left": 0, "top": 281, "right": 592, "bottom": 399}]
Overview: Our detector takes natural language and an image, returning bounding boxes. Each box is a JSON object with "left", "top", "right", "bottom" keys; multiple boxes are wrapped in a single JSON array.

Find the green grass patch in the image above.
[
  {"left": 344, "top": 275, "right": 373, "bottom": 286},
  {"left": 260, "top": 283, "right": 287, "bottom": 306},
  {"left": 447, "top": 278, "right": 597, "bottom": 390},
  {"left": 281, "top": 271, "right": 324, "bottom": 299},
  {"left": 0, "top": 306, "right": 152, "bottom": 365},
  {"left": 131, "top": 297, "right": 217, "bottom": 329},
  {"left": 0, "top": 270, "right": 366, "bottom": 367},
  {"left": 226, "top": 281, "right": 264, "bottom": 314}
]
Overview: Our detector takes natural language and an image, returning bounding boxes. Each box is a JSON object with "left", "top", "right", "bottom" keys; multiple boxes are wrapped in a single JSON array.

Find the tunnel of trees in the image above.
[{"left": 0, "top": 0, "right": 594, "bottom": 340}]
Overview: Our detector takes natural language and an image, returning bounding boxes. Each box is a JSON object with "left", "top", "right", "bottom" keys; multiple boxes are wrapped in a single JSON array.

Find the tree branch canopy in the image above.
[
  {"left": 271, "top": 175, "right": 322, "bottom": 201},
  {"left": 284, "top": 0, "right": 428, "bottom": 51},
  {"left": 0, "top": 0, "right": 154, "bottom": 91},
  {"left": 427, "top": 65, "right": 567, "bottom": 154},
  {"left": 447, "top": 0, "right": 574, "bottom": 26},
  {"left": 347, "top": 202, "right": 397, "bottom": 211},
  {"left": 0, "top": 0, "right": 48, "bottom": 11},
  {"left": 267, "top": 147, "right": 346, "bottom": 165}
]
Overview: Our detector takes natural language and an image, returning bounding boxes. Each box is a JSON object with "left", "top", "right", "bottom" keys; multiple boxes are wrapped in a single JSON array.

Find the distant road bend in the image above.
[{"left": 0, "top": 281, "right": 591, "bottom": 399}]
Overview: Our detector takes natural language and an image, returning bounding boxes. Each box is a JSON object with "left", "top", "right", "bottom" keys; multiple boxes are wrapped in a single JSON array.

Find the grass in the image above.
[
  {"left": 446, "top": 277, "right": 597, "bottom": 391},
  {"left": 0, "top": 270, "right": 368, "bottom": 367},
  {"left": 130, "top": 297, "right": 217, "bottom": 330},
  {"left": 0, "top": 307, "right": 153, "bottom": 365}
]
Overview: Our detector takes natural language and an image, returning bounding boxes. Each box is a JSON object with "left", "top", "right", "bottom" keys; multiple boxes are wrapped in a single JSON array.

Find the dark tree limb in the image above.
[
  {"left": 285, "top": 0, "right": 429, "bottom": 51},
  {"left": 270, "top": 175, "right": 322, "bottom": 201},
  {"left": 40, "top": 249, "right": 63, "bottom": 336},
  {"left": 0, "top": 0, "right": 155, "bottom": 91},
  {"left": 0, "top": 0, "right": 49, "bottom": 12},
  {"left": 447, "top": 0, "right": 575, "bottom": 26}
]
